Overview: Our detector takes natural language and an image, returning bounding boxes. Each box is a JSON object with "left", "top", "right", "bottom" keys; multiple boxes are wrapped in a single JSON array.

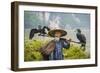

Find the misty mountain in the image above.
[{"left": 24, "top": 11, "right": 90, "bottom": 30}]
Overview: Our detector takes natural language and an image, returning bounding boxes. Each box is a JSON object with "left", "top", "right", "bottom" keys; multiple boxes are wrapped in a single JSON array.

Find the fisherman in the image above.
[{"left": 40, "top": 28, "right": 70, "bottom": 60}]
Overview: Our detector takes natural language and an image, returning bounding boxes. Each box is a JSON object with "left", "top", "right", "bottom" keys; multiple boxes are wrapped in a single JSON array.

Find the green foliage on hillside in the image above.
[
  {"left": 63, "top": 45, "right": 88, "bottom": 59},
  {"left": 24, "top": 39, "right": 89, "bottom": 61}
]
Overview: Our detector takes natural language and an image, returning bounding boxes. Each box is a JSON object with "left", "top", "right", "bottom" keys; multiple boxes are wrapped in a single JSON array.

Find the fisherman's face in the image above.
[{"left": 55, "top": 31, "right": 61, "bottom": 38}]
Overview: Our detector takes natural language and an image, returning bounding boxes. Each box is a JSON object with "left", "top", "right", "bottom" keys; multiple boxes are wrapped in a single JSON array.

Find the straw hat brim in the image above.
[{"left": 48, "top": 29, "right": 67, "bottom": 37}]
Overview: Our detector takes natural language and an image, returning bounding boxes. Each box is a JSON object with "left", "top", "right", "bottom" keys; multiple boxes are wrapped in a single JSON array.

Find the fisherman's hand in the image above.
[{"left": 68, "top": 38, "right": 72, "bottom": 42}]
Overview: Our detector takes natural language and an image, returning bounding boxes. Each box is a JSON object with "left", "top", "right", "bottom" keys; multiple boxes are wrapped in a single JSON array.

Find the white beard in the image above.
[{"left": 54, "top": 37, "right": 60, "bottom": 41}]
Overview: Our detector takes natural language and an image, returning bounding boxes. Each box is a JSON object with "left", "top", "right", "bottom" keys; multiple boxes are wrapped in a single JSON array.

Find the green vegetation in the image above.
[
  {"left": 24, "top": 39, "right": 49, "bottom": 61},
  {"left": 63, "top": 45, "right": 88, "bottom": 59},
  {"left": 24, "top": 39, "right": 89, "bottom": 61},
  {"left": 24, "top": 40, "right": 43, "bottom": 61}
]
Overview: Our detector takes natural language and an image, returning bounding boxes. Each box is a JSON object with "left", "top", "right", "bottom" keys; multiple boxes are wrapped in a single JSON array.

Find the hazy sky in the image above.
[{"left": 24, "top": 11, "right": 90, "bottom": 30}]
